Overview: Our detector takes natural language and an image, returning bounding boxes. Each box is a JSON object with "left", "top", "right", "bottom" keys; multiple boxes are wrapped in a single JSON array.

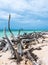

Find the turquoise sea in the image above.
[{"left": 0, "top": 30, "right": 43, "bottom": 38}]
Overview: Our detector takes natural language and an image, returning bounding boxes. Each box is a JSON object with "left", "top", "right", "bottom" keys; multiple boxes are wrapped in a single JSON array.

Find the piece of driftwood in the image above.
[
  {"left": 0, "top": 39, "right": 7, "bottom": 50},
  {"left": 8, "top": 14, "right": 15, "bottom": 40},
  {"left": 10, "top": 32, "right": 44, "bottom": 46},
  {"left": 21, "top": 32, "right": 40, "bottom": 44},
  {"left": 26, "top": 51, "right": 39, "bottom": 65},
  {"left": 3, "top": 28, "right": 22, "bottom": 63},
  {"left": 31, "top": 32, "right": 46, "bottom": 44},
  {"left": 17, "top": 42, "right": 23, "bottom": 56}
]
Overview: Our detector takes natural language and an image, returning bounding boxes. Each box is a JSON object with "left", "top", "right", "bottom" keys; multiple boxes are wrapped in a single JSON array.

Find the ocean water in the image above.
[{"left": 0, "top": 30, "right": 43, "bottom": 38}]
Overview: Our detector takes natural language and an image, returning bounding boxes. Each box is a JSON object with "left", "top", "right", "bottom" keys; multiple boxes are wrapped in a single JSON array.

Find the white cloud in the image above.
[
  {"left": 0, "top": 10, "right": 22, "bottom": 20},
  {"left": 0, "top": 0, "right": 48, "bottom": 12},
  {"left": 0, "top": 0, "right": 29, "bottom": 11},
  {"left": 0, "top": 0, "right": 48, "bottom": 23},
  {"left": 0, "top": 10, "right": 9, "bottom": 19}
]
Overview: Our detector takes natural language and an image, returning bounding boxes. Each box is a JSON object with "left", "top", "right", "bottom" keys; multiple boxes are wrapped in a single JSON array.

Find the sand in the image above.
[
  {"left": 0, "top": 35, "right": 48, "bottom": 65},
  {"left": 33, "top": 43, "right": 48, "bottom": 65}
]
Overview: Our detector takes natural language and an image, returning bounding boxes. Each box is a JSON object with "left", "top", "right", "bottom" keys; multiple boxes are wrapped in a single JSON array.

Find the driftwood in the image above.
[
  {"left": 3, "top": 28, "right": 22, "bottom": 63},
  {"left": 1, "top": 18, "right": 45, "bottom": 65},
  {"left": 8, "top": 14, "right": 15, "bottom": 40},
  {"left": 17, "top": 42, "right": 23, "bottom": 56},
  {"left": 26, "top": 51, "right": 39, "bottom": 65},
  {"left": 31, "top": 32, "right": 46, "bottom": 44},
  {"left": 7, "top": 14, "right": 45, "bottom": 44},
  {"left": 0, "top": 14, "right": 47, "bottom": 65},
  {"left": 0, "top": 39, "right": 6, "bottom": 50},
  {"left": 0, "top": 30, "right": 43, "bottom": 65}
]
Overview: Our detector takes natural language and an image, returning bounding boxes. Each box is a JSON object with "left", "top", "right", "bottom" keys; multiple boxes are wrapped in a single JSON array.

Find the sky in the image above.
[{"left": 0, "top": 0, "right": 48, "bottom": 30}]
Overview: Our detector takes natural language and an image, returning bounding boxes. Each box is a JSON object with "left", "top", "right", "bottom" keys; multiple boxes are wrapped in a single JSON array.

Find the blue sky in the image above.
[{"left": 0, "top": 0, "right": 48, "bottom": 30}]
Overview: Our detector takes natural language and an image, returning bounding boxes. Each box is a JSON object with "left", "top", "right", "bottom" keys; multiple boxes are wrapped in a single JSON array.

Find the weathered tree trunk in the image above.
[
  {"left": 8, "top": 14, "right": 15, "bottom": 39},
  {"left": 3, "top": 28, "right": 22, "bottom": 62},
  {"left": 26, "top": 51, "right": 39, "bottom": 65},
  {"left": 17, "top": 43, "right": 23, "bottom": 56}
]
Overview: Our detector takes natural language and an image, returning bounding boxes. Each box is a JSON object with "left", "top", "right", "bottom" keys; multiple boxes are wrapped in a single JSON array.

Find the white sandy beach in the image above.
[{"left": 0, "top": 34, "right": 48, "bottom": 65}]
